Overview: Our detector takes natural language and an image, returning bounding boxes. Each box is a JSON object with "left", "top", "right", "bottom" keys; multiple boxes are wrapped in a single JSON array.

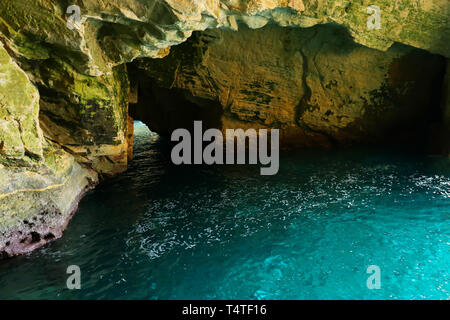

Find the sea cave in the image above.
[{"left": 0, "top": 0, "right": 449, "bottom": 300}]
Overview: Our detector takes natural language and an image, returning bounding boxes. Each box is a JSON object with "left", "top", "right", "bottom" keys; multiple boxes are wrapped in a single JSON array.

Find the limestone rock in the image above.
[
  {"left": 130, "top": 24, "right": 445, "bottom": 148},
  {"left": 0, "top": 144, "right": 98, "bottom": 257},
  {"left": 0, "top": 44, "right": 100, "bottom": 257},
  {"left": 0, "top": 1, "right": 448, "bottom": 77},
  {"left": 32, "top": 60, "right": 131, "bottom": 176},
  {"left": 441, "top": 59, "right": 450, "bottom": 155},
  {"left": 0, "top": 43, "right": 43, "bottom": 165}
]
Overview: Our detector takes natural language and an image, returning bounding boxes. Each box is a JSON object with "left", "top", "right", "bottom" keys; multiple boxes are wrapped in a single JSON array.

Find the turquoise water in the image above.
[{"left": 0, "top": 122, "right": 449, "bottom": 300}]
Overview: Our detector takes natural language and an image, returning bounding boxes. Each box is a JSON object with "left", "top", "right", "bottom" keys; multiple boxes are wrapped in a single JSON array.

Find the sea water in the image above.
[{"left": 0, "top": 121, "right": 448, "bottom": 300}]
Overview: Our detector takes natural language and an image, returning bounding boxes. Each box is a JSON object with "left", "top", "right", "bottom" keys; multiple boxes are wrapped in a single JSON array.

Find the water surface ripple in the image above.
[{"left": 0, "top": 122, "right": 449, "bottom": 299}]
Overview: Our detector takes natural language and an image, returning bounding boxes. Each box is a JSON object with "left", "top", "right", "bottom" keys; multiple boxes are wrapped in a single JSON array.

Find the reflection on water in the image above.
[{"left": 0, "top": 121, "right": 449, "bottom": 299}]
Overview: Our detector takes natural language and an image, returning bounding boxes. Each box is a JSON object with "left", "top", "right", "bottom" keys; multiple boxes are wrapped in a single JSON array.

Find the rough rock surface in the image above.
[
  {"left": 0, "top": 0, "right": 448, "bottom": 77},
  {"left": 0, "top": 0, "right": 448, "bottom": 257},
  {"left": 0, "top": 150, "right": 98, "bottom": 257},
  {"left": 34, "top": 61, "right": 131, "bottom": 177},
  {"left": 0, "top": 43, "right": 43, "bottom": 164},
  {"left": 130, "top": 24, "right": 445, "bottom": 147},
  {"left": 0, "top": 44, "right": 98, "bottom": 256}
]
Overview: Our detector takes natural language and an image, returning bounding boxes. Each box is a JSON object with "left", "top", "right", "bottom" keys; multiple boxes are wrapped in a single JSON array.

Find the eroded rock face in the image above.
[
  {"left": 0, "top": 44, "right": 98, "bottom": 256},
  {"left": 0, "top": 0, "right": 448, "bottom": 257},
  {"left": 130, "top": 24, "right": 445, "bottom": 148},
  {"left": 0, "top": 150, "right": 98, "bottom": 257},
  {"left": 0, "top": 0, "right": 448, "bottom": 77},
  {"left": 33, "top": 60, "right": 131, "bottom": 177},
  {"left": 0, "top": 44, "right": 43, "bottom": 165},
  {"left": 0, "top": 35, "right": 131, "bottom": 257}
]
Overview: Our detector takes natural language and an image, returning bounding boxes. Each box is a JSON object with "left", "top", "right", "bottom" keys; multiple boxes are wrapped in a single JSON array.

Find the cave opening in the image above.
[{"left": 127, "top": 63, "right": 224, "bottom": 137}]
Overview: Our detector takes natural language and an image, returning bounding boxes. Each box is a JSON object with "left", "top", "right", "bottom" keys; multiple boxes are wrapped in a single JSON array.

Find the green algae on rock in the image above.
[
  {"left": 0, "top": 44, "right": 98, "bottom": 256},
  {"left": 34, "top": 59, "right": 131, "bottom": 176},
  {"left": 0, "top": 43, "right": 43, "bottom": 164}
]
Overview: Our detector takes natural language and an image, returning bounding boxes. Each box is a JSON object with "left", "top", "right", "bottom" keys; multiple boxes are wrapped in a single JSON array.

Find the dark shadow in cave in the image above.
[{"left": 127, "top": 65, "right": 223, "bottom": 137}]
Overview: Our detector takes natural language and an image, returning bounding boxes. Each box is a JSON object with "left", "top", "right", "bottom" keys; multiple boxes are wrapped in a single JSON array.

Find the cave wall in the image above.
[
  {"left": 130, "top": 24, "right": 445, "bottom": 148},
  {"left": 0, "top": 43, "right": 43, "bottom": 164},
  {"left": 443, "top": 60, "right": 450, "bottom": 155},
  {"left": 0, "top": 0, "right": 448, "bottom": 76},
  {"left": 0, "top": 44, "right": 98, "bottom": 256},
  {"left": 34, "top": 60, "right": 131, "bottom": 177}
]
